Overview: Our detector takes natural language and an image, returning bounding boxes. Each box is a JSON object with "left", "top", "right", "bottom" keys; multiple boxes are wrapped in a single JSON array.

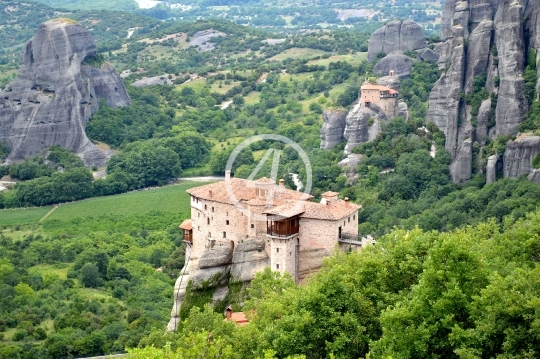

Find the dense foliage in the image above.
[
  {"left": 0, "top": 198, "right": 191, "bottom": 358},
  {"left": 127, "top": 210, "right": 540, "bottom": 358}
]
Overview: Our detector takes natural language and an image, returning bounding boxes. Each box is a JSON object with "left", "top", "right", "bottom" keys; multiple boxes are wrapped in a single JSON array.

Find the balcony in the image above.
[
  {"left": 266, "top": 216, "right": 300, "bottom": 239},
  {"left": 338, "top": 232, "right": 363, "bottom": 246},
  {"left": 182, "top": 230, "right": 192, "bottom": 243}
]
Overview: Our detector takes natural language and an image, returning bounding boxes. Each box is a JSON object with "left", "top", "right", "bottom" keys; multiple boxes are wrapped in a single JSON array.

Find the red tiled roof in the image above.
[
  {"left": 300, "top": 200, "right": 361, "bottom": 220},
  {"left": 230, "top": 312, "right": 249, "bottom": 325},
  {"left": 179, "top": 219, "right": 192, "bottom": 230},
  {"left": 361, "top": 83, "right": 398, "bottom": 94},
  {"left": 263, "top": 201, "right": 306, "bottom": 218},
  {"left": 187, "top": 178, "right": 312, "bottom": 205}
]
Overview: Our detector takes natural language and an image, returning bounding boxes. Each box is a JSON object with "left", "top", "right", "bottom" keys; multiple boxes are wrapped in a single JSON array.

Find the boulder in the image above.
[
  {"left": 320, "top": 108, "right": 347, "bottom": 149},
  {"left": 503, "top": 136, "right": 540, "bottom": 178},
  {"left": 190, "top": 265, "right": 230, "bottom": 287},
  {"left": 367, "top": 20, "right": 426, "bottom": 61},
  {"left": 373, "top": 51, "right": 413, "bottom": 78},
  {"left": 528, "top": 169, "right": 540, "bottom": 185},
  {"left": 198, "top": 244, "right": 233, "bottom": 269},
  {"left": 0, "top": 19, "right": 131, "bottom": 167},
  {"left": 419, "top": 48, "right": 440, "bottom": 62},
  {"left": 231, "top": 238, "right": 269, "bottom": 283},
  {"left": 376, "top": 75, "right": 400, "bottom": 90},
  {"left": 397, "top": 101, "right": 409, "bottom": 121}
]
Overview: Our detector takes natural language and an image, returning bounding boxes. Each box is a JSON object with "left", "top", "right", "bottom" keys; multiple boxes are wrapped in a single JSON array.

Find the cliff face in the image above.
[
  {"left": 343, "top": 76, "right": 402, "bottom": 154},
  {"left": 367, "top": 20, "right": 427, "bottom": 61},
  {"left": 0, "top": 19, "right": 131, "bottom": 166},
  {"left": 168, "top": 238, "right": 270, "bottom": 331},
  {"left": 320, "top": 109, "right": 347, "bottom": 149},
  {"left": 426, "top": 0, "right": 540, "bottom": 183}
]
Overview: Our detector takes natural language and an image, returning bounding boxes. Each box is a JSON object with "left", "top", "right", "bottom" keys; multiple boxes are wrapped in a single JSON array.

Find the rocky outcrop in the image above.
[
  {"left": 426, "top": 25, "right": 466, "bottom": 159},
  {"left": 528, "top": 169, "right": 540, "bottom": 185},
  {"left": 373, "top": 51, "right": 413, "bottom": 78},
  {"left": 320, "top": 108, "right": 347, "bottom": 149},
  {"left": 486, "top": 154, "right": 499, "bottom": 184},
  {"left": 419, "top": 48, "right": 440, "bottom": 62},
  {"left": 398, "top": 101, "right": 409, "bottom": 121},
  {"left": 344, "top": 105, "right": 383, "bottom": 154},
  {"left": 464, "top": 20, "right": 493, "bottom": 94},
  {"left": 494, "top": 1, "right": 527, "bottom": 136},
  {"left": 168, "top": 238, "right": 269, "bottom": 331},
  {"left": 450, "top": 138, "right": 473, "bottom": 182},
  {"left": 0, "top": 19, "right": 131, "bottom": 166},
  {"left": 367, "top": 20, "right": 426, "bottom": 61},
  {"left": 426, "top": 0, "right": 540, "bottom": 184},
  {"left": 503, "top": 136, "right": 540, "bottom": 178},
  {"left": 343, "top": 76, "right": 403, "bottom": 154}
]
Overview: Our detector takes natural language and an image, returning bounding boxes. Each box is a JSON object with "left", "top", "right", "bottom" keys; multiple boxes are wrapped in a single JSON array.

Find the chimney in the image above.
[
  {"left": 321, "top": 191, "right": 338, "bottom": 203},
  {"left": 279, "top": 179, "right": 285, "bottom": 187},
  {"left": 225, "top": 306, "right": 232, "bottom": 321},
  {"left": 344, "top": 197, "right": 349, "bottom": 202}
]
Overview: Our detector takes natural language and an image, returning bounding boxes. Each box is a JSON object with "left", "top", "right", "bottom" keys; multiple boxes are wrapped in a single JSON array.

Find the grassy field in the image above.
[
  {"left": 45, "top": 181, "right": 208, "bottom": 222},
  {"left": 268, "top": 47, "right": 331, "bottom": 61},
  {"left": 0, "top": 206, "right": 52, "bottom": 226},
  {"left": 306, "top": 53, "right": 367, "bottom": 67}
]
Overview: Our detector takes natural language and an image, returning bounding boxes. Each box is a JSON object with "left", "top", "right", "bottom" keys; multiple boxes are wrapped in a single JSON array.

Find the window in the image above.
[
  {"left": 223, "top": 232, "right": 226, "bottom": 238},
  {"left": 276, "top": 264, "right": 279, "bottom": 269},
  {"left": 251, "top": 223, "right": 254, "bottom": 229},
  {"left": 212, "top": 207, "right": 214, "bottom": 212},
  {"left": 226, "top": 212, "right": 228, "bottom": 216},
  {"left": 276, "top": 248, "right": 279, "bottom": 253},
  {"left": 204, "top": 204, "right": 207, "bottom": 210},
  {"left": 207, "top": 218, "right": 210, "bottom": 225},
  {"left": 353, "top": 215, "right": 356, "bottom": 220},
  {"left": 198, "top": 212, "right": 200, "bottom": 217},
  {"left": 226, "top": 220, "right": 230, "bottom": 225},
  {"left": 198, "top": 226, "right": 200, "bottom": 231},
  {"left": 348, "top": 217, "right": 350, "bottom": 223}
]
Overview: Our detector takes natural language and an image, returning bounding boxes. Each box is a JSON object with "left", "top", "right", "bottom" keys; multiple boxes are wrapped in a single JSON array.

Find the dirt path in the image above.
[{"left": 39, "top": 205, "right": 58, "bottom": 222}]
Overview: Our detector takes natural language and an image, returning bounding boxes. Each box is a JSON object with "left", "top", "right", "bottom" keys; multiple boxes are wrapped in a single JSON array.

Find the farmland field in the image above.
[
  {"left": 0, "top": 206, "right": 52, "bottom": 226},
  {"left": 45, "top": 181, "right": 210, "bottom": 222}
]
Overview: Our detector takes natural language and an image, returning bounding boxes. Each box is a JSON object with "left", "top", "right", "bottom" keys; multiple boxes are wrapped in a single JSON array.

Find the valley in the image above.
[{"left": 0, "top": 0, "right": 540, "bottom": 357}]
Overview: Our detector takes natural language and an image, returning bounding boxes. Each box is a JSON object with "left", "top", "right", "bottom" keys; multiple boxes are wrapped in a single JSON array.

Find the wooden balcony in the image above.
[
  {"left": 182, "top": 229, "right": 192, "bottom": 243},
  {"left": 267, "top": 215, "right": 300, "bottom": 238}
]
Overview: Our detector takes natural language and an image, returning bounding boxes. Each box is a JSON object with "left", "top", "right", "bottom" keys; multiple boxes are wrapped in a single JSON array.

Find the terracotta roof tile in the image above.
[
  {"left": 263, "top": 201, "right": 306, "bottom": 218},
  {"left": 300, "top": 201, "right": 361, "bottom": 220},
  {"left": 179, "top": 219, "right": 192, "bottom": 230},
  {"left": 187, "top": 178, "right": 312, "bottom": 205},
  {"left": 361, "top": 83, "right": 398, "bottom": 94}
]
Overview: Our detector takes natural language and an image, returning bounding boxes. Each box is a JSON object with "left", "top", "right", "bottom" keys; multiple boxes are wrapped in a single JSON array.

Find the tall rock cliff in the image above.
[
  {"left": 367, "top": 20, "right": 427, "bottom": 61},
  {"left": 0, "top": 19, "right": 131, "bottom": 166},
  {"left": 426, "top": 0, "right": 540, "bottom": 183},
  {"left": 320, "top": 108, "right": 347, "bottom": 149}
]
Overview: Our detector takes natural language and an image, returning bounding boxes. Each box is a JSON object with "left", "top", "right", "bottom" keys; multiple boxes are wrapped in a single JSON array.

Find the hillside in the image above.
[
  {"left": 1, "top": 0, "right": 540, "bottom": 356},
  {"left": 0, "top": 181, "right": 206, "bottom": 357}
]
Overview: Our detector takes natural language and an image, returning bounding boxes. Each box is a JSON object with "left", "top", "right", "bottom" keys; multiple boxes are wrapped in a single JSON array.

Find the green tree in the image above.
[{"left": 79, "top": 263, "right": 100, "bottom": 288}]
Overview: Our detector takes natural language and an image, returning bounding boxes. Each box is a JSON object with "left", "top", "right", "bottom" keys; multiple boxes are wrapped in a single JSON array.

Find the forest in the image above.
[
  {"left": 1, "top": 0, "right": 540, "bottom": 356},
  {"left": 125, "top": 210, "right": 540, "bottom": 358}
]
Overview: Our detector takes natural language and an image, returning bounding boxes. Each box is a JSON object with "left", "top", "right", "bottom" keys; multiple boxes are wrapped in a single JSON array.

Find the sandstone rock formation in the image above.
[
  {"left": 343, "top": 76, "right": 402, "bottom": 154},
  {"left": 0, "top": 19, "right": 131, "bottom": 166},
  {"left": 320, "top": 108, "right": 347, "bottom": 149},
  {"left": 503, "top": 136, "right": 540, "bottom": 179},
  {"left": 486, "top": 154, "right": 499, "bottom": 184},
  {"left": 367, "top": 20, "right": 426, "bottom": 61},
  {"left": 168, "top": 238, "right": 269, "bottom": 331},
  {"left": 426, "top": 0, "right": 540, "bottom": 184},
  {"left": 373, "top": 51, "right": 413, "bottom": 78}
]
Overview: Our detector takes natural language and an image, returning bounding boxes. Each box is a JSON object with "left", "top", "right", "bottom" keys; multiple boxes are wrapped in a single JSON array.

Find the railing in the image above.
[
  {"left": 267, "top": 217, "right": 299, "bottom": 238},
  {"left": 338, "top": 233, "right": 363, "bottom": 246}
]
